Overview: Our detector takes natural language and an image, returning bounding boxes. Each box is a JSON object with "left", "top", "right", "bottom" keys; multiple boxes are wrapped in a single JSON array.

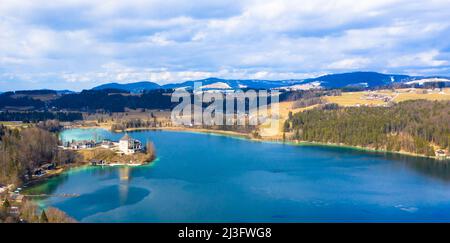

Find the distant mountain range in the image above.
[
  {"left": 91, "top": 72, "right": 449, "bottom": 93},
  {"left": 92, "top": 81, "right": 161, "bottom": 93},
  {"left": 303, "top": 72, "right": 411, "bottom": 88},
  {"left": 91, "top": 77, "right": 304, "bottom": 92},
  {"left": 2, "top": 71, "right": 449, "bottom": 113},
  {"left": 162, "top": 77, "right": 305, "bottom": 90},
  {"left": 3, "top": 72, "right": 449, "bottom": 94}
]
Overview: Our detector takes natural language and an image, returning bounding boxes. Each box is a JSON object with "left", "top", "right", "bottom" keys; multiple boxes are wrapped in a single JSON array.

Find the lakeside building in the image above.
[
  {"left": 101, "top": 139, "right": 114, "bottom": 149},
  {"left": 0, "top": 184, "right": 6, "bottom": 194},
  {"left": 90, "top": 159, "right": 105, "bottom": 166},
  {"left": 31, "top": 163, "right": 56, "bottom": 177},
  {"left": 67, "top": 140, "right": 97, "bottom": 150},
  {"left": 62, "top": 134, "right": 144, "bottom": 156},
  {"left": 119, "top": 133, "right": 143, "bottom": 155},
  {"left": 435, "top": 149, "right": 449, "bottom": 160}
]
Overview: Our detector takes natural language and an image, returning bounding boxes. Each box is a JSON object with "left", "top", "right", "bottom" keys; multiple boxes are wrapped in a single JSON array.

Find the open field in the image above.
[
  {"left": 325, "top": 92, "right": 387, "bottom": 106},
  {"left": 261, "top": 88, "right": 450, "bottom": 138},
  {"left": 325, "top": 88, "right": 450, "bottom": 107},
  {"left": 83, "top": 108, "right": 172, "bottom": 121},
  {"left": 389, "top": 89, "right": 450, "bottom": 102},
  {"left": 0, "top": 121, "right": 31, "bottom": 130}
]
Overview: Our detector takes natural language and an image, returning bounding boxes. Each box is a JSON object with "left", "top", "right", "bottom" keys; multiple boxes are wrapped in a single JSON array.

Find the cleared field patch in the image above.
[
  {"left": 259, "top": 101, "right": 319, "bottom": 138},
  {"left": 0, "top": 121, "right": 30, "bottom": 130},
  {"left": 0, "top": 121, "right": 21, "bottom": 125},
  {"left": 325, "top": 92, "right": 387, "bottom": 107},
  {"left": 391, "top": 89, "right": 450, "bottom": 102},
  {"left": 324, "top": 88, "right": 450, "bottom": 107},
  {"left": 278, "top": 101, "right": 319, "bottom": 119}
]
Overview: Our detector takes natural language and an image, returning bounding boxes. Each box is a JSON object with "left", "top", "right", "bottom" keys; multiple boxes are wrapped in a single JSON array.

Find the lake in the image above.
[{"left": 27, "top": 128, "right": 450, "bottom": 222}]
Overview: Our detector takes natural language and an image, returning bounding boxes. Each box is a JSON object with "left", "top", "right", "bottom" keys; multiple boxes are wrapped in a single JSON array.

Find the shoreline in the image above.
[
  {"left": 22, "top": 163, "right": 89, "bottom": 188},
  {"left": 22, "top": 152, "right": 157, "bottom": 189},
  {"left": 22, "top": 158, "right": 158, "bottom": 191},
  {"left": 69, "top": 125, "right": 445, "bottom": 161}
]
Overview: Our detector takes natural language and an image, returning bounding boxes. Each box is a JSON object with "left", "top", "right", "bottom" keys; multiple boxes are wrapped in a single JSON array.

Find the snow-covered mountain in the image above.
[{"left": 91, "top": 72, "right": 448, "bottom": 93}]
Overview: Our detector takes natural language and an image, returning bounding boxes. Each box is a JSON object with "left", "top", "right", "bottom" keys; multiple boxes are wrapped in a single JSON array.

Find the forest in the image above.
[
  {"left": 111, "top": 118, "right": 160, "bottom": 131},
  {"left": 0, "top": 89, "right": 177, "bottom": 113},
  {"left": 48, "top": 89, "right": 176, "bottom": 112},
  {"left": 284, "top": 100, "right": 450, "bottom": 156},
  {"left": 0, "top": 88, "right": 342, "bottom": 114},
  {"left": 0, "top": 93, "right": 45, "bottom": 109},
  {"left": 0, "top": 126, "right": 80, "bottom": 185}
]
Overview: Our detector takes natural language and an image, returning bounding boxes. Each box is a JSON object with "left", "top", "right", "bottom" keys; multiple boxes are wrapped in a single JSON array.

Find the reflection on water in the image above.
[
  {"left": 301, "top": 144, "right": 450, "bottom": 183},
  {"left": 119, "top": 167, "right": 131, "bottom": 205},
  {"left": 24, "top": 166, "right": 138, "bottom": 205},
  {"left": 24, "top": 173, "right": 69, "bottom": 198},
  {"left": 53, "top": 185, "right": 150, "bottom": 220},
  {"left": 119, "top": 166, "right": 131, "bottom": 181},
  {"left": 389, "top": 154, "right": 450, "bottom": 182}
]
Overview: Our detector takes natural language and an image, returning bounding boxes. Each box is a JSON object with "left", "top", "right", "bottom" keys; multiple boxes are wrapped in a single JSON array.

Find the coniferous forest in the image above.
[{"left": 284, "top": 100, "right": 450, "bottom": 156}]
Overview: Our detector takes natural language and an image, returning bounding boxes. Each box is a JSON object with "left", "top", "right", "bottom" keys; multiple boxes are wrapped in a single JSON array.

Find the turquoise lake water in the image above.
[{"left": 28, "top": 128, "right": 450, "bottom": 222}]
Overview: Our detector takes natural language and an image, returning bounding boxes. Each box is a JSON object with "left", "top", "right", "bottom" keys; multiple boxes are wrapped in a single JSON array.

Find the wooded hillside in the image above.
[{"left": 284, "top": 100, "right": 450, "bottom": 156}]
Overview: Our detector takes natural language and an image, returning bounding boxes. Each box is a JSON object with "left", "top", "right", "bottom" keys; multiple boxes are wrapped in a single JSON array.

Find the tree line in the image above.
[
  {"left": 0, "top": 111, "right": 83, "bottom": 122},
  {"left": 49, "top": 89, "right": 176, "bottom": 112},
  {"left": 111, "top": 118, "right": 160, "bottom": 131},
  {"left": 1, "top": 88, "right": 344, "bottom": 114},
  {"left": 284, "top": 100, "right": 450, "bottom": 156}
]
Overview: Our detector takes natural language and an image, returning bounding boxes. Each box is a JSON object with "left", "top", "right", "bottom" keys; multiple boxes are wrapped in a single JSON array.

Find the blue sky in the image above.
[{"left": 1, "top": 0, "right": 450, "bottom": 91}]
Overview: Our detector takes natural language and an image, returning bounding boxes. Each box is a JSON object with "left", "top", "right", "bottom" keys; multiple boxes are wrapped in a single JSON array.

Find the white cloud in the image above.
[
  {"left": 327, "top": 58, "right": 371, "bottom": 70},
  {"left": 388, "top": 50, "right": 448, "bottom": 68},
  {"left": 0, "top": 0, "right": 450, "bottom": 91}
]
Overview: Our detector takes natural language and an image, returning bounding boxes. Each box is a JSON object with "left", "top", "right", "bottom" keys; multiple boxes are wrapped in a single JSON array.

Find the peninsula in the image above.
[{"left": 63, "top": 133, "right": 156, "bottom": 166}]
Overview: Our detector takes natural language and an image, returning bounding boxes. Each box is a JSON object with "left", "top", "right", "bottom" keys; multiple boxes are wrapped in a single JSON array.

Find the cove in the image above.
[{"left": 27, "top": 128, "right": 450, "bottom": 222}]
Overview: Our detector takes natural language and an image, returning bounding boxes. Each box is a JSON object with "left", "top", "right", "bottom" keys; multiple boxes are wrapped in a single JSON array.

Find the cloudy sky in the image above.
[{"left": 1, "top": 0, "right": 449, "bottom": 91}]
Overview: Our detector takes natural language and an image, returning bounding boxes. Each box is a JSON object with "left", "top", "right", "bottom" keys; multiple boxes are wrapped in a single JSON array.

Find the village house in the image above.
[
  {"left": 435, "top": 149, "right": 448, "bottom": 160},
  {"left": 68, "top": 140, "right": 97, "bottom": 150},
  {"left": 8, "top": 192, "right": 24, "bottom": 204},
  {"left": 90, "top": 159, "right": 105, "bottom": 166},
  {"left": 101, "top": 139, "right": 114, "bottom": 149},
  {"left": 31, "top": 163, "right": 56, "bottom": 177},
  {"left": 362, "top": 92, "right": 393, "bottom": 102},
  {"left": 118, "top": 133, "right": 142, "bottom": 155},
  {"left": 9, "top": 206, "right": 20, "bottom": 216},
  {"left": 0, "top": 184, "right": 7, "bottom": 194}
]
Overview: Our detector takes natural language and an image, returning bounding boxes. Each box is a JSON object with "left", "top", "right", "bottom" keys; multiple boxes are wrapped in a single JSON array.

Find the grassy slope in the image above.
[{"left": 263, "top": 88, "right": 450, "bottom": 138}]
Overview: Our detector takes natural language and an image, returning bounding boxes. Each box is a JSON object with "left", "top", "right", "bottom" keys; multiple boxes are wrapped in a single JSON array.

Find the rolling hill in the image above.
[
  {"left": 302, "top": 71, "right": 411, "bottom": 88},
  {"left": 160, "top": 77, "right": 304, "bottom": 90},
  {"left": 91, "top": 72, "right": 421, "bottom": 92},
  {"left": 92, "top": 81, "right": 161, "bottom": 93}
]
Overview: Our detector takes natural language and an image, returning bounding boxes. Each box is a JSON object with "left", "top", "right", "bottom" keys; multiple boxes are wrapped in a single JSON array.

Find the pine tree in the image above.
[
  {"left": 2, "top": 198, "right": 10, "bottom": 208},
  {"left": 40, "top": 210, "right": 49, "bottom": 223}
]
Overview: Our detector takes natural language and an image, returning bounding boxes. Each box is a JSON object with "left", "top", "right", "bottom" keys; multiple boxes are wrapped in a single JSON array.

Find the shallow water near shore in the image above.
[{"left": 28, "top": 128, "right": 450, "bottom": 222}]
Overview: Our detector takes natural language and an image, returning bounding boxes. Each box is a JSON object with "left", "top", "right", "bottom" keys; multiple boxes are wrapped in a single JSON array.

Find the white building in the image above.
[
  {"left": 101, "top": 139, "right": 114, "bottom": 149},
  {"left": 0, "top": 184, "right": 7, "bottom": 194},
  {"left": 119, "top": 134, "right": 142, "bottom": 155}
]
